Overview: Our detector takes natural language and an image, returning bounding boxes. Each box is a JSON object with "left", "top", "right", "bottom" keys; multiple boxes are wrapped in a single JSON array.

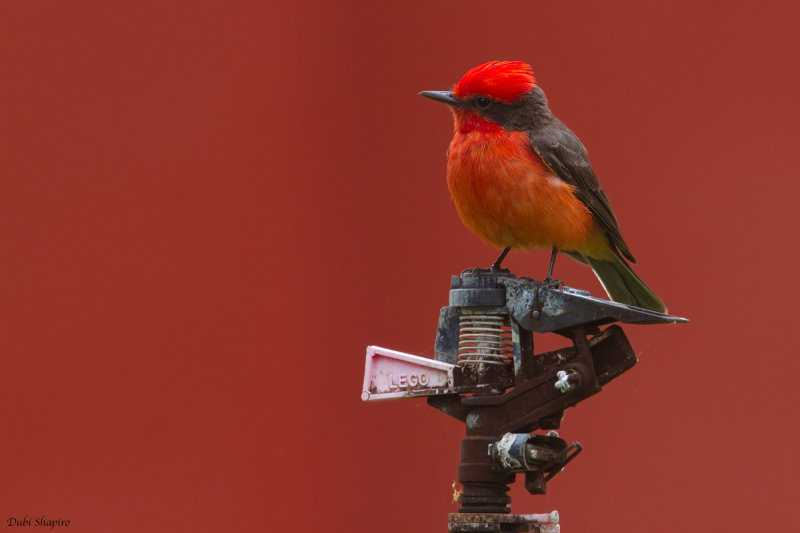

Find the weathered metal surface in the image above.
[
  {"left": 449, "top": 511, "right": 560, "bottom": 533},
  {"left": 500, "top": 275, "right": 688, "bottom": 333},
  {"left": 361, "top": 346, "right": 455, "bottom": 401},
  {"left": 450, "top": 287, "right": 507, "bottom": 307},
  {"left": 362, "top": 269, "right": 688, "bottom": 528},
  {"left": 457, "top": 435, "right": 512, "bottom": 513},
  {"left": 438, "top": 326, "right": 635, "bottom": 438},
  {"left": 488, "top": 433, "right": 568, "bottom": 476},
  {"left": 435, "top": 306, "right": 461, "bottom": 364}
]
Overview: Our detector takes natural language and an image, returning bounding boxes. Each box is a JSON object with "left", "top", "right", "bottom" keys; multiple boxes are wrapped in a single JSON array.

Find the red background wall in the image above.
[{"left": 2, "top": 1, "right": 798, "bottom": 531}]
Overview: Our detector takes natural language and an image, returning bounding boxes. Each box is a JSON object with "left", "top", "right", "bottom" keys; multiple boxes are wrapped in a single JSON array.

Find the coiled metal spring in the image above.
[{"left": 457, "top": 314, "right": 513, "bottom": 367}]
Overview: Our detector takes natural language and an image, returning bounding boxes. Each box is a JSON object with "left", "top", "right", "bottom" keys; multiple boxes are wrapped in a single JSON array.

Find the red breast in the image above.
[{"left": 446, "top": 109, "right": 597, "bottom": 253}]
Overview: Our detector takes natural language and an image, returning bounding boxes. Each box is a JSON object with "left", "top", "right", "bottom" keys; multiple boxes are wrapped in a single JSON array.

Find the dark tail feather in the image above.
[{"left": 583, "top": 252, "right": 667, "bottom": 313}]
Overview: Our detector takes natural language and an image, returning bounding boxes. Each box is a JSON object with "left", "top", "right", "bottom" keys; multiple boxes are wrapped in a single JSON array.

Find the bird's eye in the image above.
[{"left": 477, "top": 97, "right": 491, "bottom": 109}]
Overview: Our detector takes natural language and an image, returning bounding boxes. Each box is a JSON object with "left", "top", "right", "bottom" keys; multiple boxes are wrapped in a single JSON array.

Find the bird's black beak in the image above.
[{"left": 419, "top": 90, "right": 463, "bottom": 107}]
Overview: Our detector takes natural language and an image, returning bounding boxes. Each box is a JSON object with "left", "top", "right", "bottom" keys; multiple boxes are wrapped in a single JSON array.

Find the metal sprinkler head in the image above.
[{"left": 361, "top": 269, "right": 687, "bottom": 532}]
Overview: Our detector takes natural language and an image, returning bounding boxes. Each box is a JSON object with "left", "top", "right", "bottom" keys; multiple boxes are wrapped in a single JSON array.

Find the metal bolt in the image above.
[
  {"left": 554, "top": 370, "right": 572, "bottom": 393},
  {"left": 532, "top": 309, "right": 541, "bottom": 319}
]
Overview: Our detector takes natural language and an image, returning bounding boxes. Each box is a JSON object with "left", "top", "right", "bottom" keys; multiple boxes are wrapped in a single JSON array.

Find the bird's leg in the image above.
[
  {"left": 542, "top": 247, "right": 562, "bottom": 288},
  {"left": 489, "top": 247, "right": 511, "bottom": 271},
  {"left": 544, "top": 247, "right": 557, "bottom": 282}
]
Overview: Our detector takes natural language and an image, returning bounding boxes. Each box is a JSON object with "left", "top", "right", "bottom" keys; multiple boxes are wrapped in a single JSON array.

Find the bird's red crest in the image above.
[{"left": 453, "top": 61, "right": 537, "bottom": 104}]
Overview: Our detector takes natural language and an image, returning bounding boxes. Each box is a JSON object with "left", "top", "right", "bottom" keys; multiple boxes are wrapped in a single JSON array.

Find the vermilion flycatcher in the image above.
[{"left": 421, "top": 60, "right": 666, "bottom": 312}]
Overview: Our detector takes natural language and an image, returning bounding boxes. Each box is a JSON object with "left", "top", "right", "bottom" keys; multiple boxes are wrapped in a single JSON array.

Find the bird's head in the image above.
[{"left": 420, "top": 61, "right": 549, "bottom": 134}]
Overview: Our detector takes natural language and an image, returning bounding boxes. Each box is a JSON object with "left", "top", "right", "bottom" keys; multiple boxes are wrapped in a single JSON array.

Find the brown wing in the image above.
[{"left": 528, "top": 119, "right": 635, "bottom": 262}]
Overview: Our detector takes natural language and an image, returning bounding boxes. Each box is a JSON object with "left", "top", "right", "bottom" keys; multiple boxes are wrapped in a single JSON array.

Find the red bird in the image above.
[{"left": 421, "top": 60, "right": 666, "bottom": 312}]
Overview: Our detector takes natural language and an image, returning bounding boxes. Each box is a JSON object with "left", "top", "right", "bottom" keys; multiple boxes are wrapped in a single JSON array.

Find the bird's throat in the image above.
[{"left": 453, "top": 109, "right": 502, "bottom": 134}]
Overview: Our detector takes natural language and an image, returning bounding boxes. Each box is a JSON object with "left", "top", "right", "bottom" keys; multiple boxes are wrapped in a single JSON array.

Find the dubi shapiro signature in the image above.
[{"left": 6, "top": 516, "right": 70, "bottom": 530}]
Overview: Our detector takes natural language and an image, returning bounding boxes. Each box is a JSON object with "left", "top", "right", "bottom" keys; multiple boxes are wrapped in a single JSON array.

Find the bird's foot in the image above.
[
  {"left": 461, "top": 265, "right": 510, "bottom": 276},
  {"left": 540, "top": 278, "right": 564, "bottom": 291}
]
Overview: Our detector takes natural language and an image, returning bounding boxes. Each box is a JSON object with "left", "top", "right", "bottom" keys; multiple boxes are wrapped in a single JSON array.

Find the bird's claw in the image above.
[
  {"left": 461, "top": 266, "right": 510, "bottom": 276},
  {"left": 540, "top": 279, "right": 564, "bottom": 291}
]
